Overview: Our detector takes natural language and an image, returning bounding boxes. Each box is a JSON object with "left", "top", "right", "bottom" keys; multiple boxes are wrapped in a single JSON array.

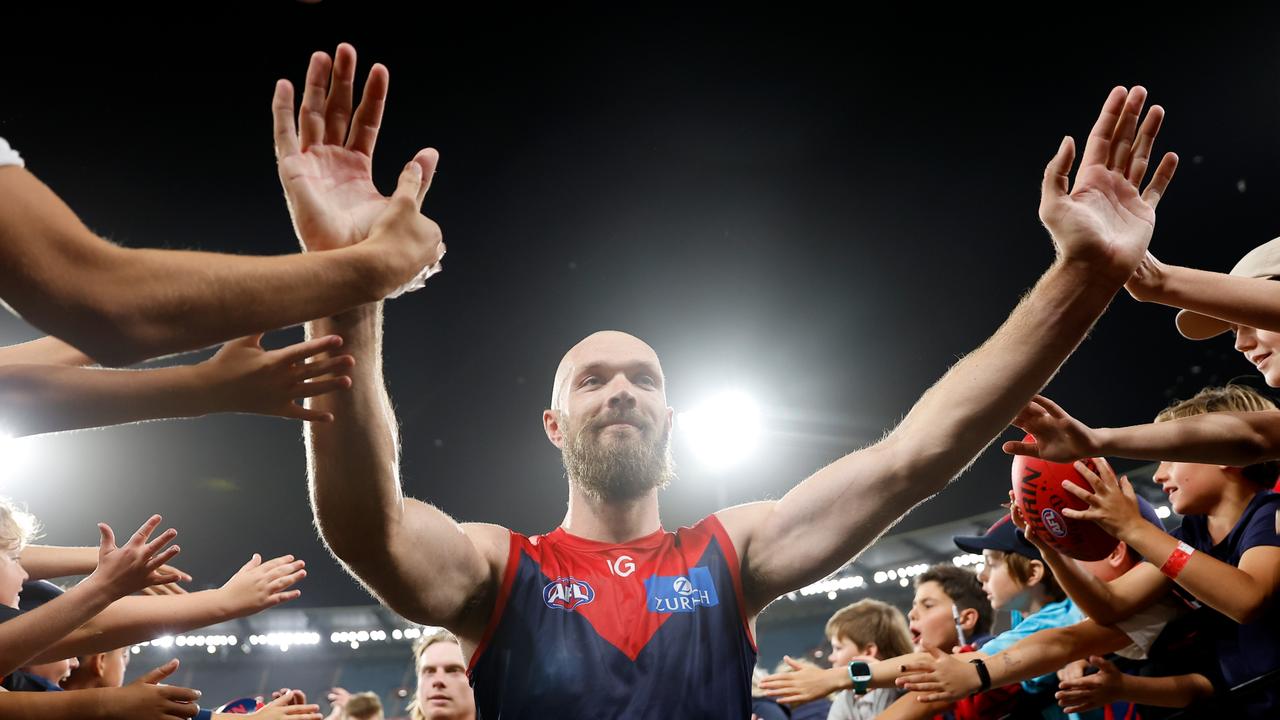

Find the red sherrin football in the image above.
[{"left": 1011, "top": 440, "right": 1120, "bottom": 562}]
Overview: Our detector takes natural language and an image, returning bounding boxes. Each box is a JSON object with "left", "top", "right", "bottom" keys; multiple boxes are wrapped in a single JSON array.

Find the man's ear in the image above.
[{"left": 544, "top": 409, "right": 566, "bottom": 448}]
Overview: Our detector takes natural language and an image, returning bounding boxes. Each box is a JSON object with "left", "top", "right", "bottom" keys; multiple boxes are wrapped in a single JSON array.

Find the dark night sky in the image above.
[{"left": 1, "top": 6, "right": 1277, "bottom": 607}]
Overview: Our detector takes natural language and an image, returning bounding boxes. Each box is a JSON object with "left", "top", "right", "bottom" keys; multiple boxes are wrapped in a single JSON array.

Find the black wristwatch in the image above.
[{"left": 847, "top": 660, "right": 872, "bottom": 695}]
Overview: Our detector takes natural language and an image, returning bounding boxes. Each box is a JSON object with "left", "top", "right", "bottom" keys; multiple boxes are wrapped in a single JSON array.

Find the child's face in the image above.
[
  {"left": 1234, "top": 325, "right": 1280, "bottom": 388},
  {"left": 978, "top": 551, "right": 1031, "bottom": 612},
  {"left": 101, "top": 647, "right": 130, "bottom": 688},
  {"left": 1153, "top": 461, "right": 1226, "bottom": 515},
  {"left": 908, "top": 581, "right": 960, "bottom": 651},
  {"left": 828, "top": 634, "right": 870, "bottom": 665},
  {"left": 27, "top": 656, "right": 78, "bottom": 685},
  {"left": 0, "top": 546, "right": 27, "bottom": 609}
]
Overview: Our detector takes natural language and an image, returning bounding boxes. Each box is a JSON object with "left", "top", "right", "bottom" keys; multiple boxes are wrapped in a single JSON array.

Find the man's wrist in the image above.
[{"left": 1054, "top": 251, "right": 1135, "bottom": 290}]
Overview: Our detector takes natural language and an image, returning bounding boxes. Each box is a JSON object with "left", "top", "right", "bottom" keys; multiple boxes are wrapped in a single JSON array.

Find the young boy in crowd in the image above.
[
  {"left": 819, "top": 598, "right": 914, "bottom": 719},
  {"left": 763, "top": 515, "right": 1096, "bottom": 718},
  {"left": 1004, "top": 386, "right": 1280, "bottom": 716}
]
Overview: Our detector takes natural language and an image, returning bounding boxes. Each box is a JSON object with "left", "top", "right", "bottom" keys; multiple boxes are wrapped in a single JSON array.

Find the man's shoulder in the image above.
[
  {"left": 711, "top": 501, "right": 777, "bottom": 551},
  {"left": 459, "top": 522, "right": 515, "bottom": 569}
]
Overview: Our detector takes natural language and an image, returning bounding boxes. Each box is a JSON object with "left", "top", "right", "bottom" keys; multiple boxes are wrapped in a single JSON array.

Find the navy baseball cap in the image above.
[
  {"left": 953, "top": 514, "right": 1042, "bottom": 562},
  {"left": 17, "top": 580, "right": 64, "bottom": 611}
]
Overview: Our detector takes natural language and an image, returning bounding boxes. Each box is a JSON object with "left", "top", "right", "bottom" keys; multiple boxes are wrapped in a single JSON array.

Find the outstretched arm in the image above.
[
  {"left": 0, "top": 660, "right": 201, "bottom": 720},
  {"left": 0, "top": 337, "right": 93, "bottom": 367},
  {"left": 296, "top": 71, "right": 501, "bottom": 638},
  {"left": 0, "top": 334, "right": 353, "bottom": 437},
  {"left": 27, "top": 552, "right": 304, "bottom": 663},
  {"left": 1056, "top": 657, "right": 1214, "bottom": 713},
  {"left": 896, "top": 620, "right": 1133, "bottom": 702},
  {"left": 720, "top": 86, "right": 1179, "bottom": 612},
  {"left": 1126, "top": 251, "right": 1280, "bottom": 335},
  {"left": 1004, "top": 393, "right": 1280, "bottom": 465},
  {"left": 0, "top": 44, "right": 445, "bottom": 368},
  {"left": 0, "top": 516, "right": 180, "bottom": 677},
  {"left": 0, "top": 163, "right": 428, "bottom": 367}
]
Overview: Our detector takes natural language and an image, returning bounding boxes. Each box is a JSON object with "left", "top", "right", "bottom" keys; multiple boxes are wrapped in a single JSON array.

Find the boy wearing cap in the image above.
[
  {"left": 895, "top": 496, "right": 1210, "bottom": 717},
  {"left": 764, "top": 513, "right": 1095, "bottom": 718},
  {"left": 1126, "top": 240, "right": 1280, "bottom": 344}
]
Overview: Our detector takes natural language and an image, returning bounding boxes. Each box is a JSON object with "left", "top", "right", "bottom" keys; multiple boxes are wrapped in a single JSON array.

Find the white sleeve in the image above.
[
  {"left": 0, "top": 137, "right": 24, "bottom": 168},
  {"left": 1113, "top": 595, "right": 1186, "bottom": 660}
]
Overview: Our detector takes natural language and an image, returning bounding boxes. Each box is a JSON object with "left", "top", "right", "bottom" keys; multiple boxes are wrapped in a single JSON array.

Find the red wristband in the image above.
[{"left": 1160, "top": 541, "right": 1195, "bottom": 579}]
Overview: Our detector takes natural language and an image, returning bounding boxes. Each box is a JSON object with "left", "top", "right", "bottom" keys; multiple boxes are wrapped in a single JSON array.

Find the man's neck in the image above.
[{"left": 561, "top": 486, "right": 662, "bottom": 543}]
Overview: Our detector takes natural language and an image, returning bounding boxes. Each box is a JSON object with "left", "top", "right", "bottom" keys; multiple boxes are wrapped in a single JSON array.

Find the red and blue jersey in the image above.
[{"left": 467, "top": 514, "right": 758, "bottom": 718}]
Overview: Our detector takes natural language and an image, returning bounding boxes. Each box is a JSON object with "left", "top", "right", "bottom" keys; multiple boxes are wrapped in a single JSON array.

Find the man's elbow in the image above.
[{"left": 313, "top": 515, "right": 390, "bottom": 569}]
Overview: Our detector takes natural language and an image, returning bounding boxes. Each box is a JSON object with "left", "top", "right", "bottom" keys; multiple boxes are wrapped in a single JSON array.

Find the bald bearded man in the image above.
[{"left": 304, "top": 85, "right": 1178, "bottom": 717}]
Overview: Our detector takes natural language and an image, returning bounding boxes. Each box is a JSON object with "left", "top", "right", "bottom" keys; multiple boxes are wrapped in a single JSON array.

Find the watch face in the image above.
[{"left": 849, "top": 661, "right": 872, "bottom": 681}]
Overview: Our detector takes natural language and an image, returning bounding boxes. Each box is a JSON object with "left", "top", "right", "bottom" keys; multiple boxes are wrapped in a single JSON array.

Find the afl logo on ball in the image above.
[{"left": 1041, "top": 508, "right": 1068, "bottom": 538}]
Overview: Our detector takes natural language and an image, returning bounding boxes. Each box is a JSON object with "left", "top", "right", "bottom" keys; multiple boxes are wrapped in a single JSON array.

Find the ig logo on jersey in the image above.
[
  {"left": 608, "top": 554, "right": 636, "bottom": 578},
  {"left": 543, "top": 577, "right": 596, "bottom": 611}
]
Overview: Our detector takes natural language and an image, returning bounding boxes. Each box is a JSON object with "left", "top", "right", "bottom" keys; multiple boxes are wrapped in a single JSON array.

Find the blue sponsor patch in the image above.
[
  {"left": 645, "top": 566, "right": 719, "bottom": 613},
  {"left": 543, "top": 577, "right": 595, "bottom": 611}
]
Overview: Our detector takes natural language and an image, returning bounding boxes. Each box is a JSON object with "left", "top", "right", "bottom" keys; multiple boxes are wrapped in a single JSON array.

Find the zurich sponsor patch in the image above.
[
  {"left": 645, "top": 566, "right": 719, "bottom": 613},
  {"left": 542, "top": 577, "right": 595, "bottom": 611},
  {"left": 1041, "top": 508, "right": 1068, "bottom": 538}
]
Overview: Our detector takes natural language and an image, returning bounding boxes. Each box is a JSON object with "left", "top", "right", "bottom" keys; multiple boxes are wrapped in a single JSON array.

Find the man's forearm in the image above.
[
  {"left": 304, "top": 303, "right": 402, "bottom": 561},
  {"left": 883, "top": 259, "right": 1119, "bottom": 486},
  {"left": 757, "top": 259, "right": 1126, "bottom": 600}
]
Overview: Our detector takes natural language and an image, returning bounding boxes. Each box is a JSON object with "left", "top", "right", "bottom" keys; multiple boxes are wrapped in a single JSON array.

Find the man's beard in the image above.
[{"left": 561, "top": 411, "right": 675, "bottom": 503}]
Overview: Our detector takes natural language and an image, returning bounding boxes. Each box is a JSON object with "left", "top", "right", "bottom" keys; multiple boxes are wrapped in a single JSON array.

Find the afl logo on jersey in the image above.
[
  {"left": 542, "top": 577, "right": 596, "bottom": 611},
  {"left": 1040, "top": 508, "right": 1068, "bottom": 538}
]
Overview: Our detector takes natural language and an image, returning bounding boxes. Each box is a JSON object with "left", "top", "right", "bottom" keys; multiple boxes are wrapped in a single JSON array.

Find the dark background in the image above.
[{"left": 1, "top": 5, "right": 1276, "bottom": 608}]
